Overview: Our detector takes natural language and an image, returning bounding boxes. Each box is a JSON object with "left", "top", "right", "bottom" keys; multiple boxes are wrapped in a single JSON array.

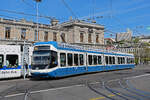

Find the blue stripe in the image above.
[
  {"left": 32, "top": 64, "right": 135, "bottom": 78},
  {"left": 0, "top": 65, "right": 21, "bottom": 70}
]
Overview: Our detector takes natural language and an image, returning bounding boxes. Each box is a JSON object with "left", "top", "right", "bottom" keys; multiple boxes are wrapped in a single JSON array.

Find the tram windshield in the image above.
[{"left": 32, "top": 50, "right": 58, "bottom": 70}]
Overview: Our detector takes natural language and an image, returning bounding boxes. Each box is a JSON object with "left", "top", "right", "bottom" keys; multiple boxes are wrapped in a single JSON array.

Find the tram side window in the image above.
[
  {"left": 130, "top": 58, "right": 132, "bottom": 64},
  {"left": 127, "top": 58, "right": 130, "bottom": 64},
  {"left": 122, "top": 57, "right": 125, "bottom": 64},
  {"left": 88, "top": 55, "right": 93, "bottom": 65},
  {"left": 74, "top": 54, "right": 79, "bottom": 66},
  {"left": 50, "top": 51, "right": 58, "bottom": 68},
  {"left": 79, "top": 54, "right": 84, "bottom": 65},
  {"left": 0, "top": 55, "right": 4, "bottom": 69},
  {"left": 112, "top": 57, "right": 115, "bottom": 64},
  {"left": 129, "top": 58, "right": 131, "bottom": 64},
  {"left": 109, "top": 56, "right": 112, "bottom": 64},
  {"left": 67, "top": 53, "right": 73, "bottom": 66},
  {"left": 105, "top": 56, "right": 109, "bottom": 65},
  {"left": 118, "top": 57, "right": 121, "bottom": 64},
  {"left": 127, "top": 58, "right": 129, "bottom": 64},
  {"left": 126, "top": 58, "right": 128, "bottom": 64},
  {"left": 120, "top": 57, "right": 123, "bottom": 64},
  {"left": 93, "top": 55, "right": 97, "bottom": 65},
  {"left": 6, "top": 55, "right": 18, "bottom": 68},
  {"left": 131, "top": 58, "right": 134, "bottom": 64},
  {"left": 60, "top": 53, "right": 66, "bottom": 67},
  {"left": 120, "top": 57, "right": 122, "bottom": 64},
  {"left": 98, "top": 56, "right": 102, "bottom": 65},
  {"left": 127, "top": 58, "right": 134, "bottom": 64}
]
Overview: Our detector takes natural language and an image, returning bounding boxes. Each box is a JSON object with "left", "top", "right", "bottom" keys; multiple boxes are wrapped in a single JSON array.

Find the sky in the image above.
[{"left": 0, "top": 0, "right": 150, "bottom": 38}]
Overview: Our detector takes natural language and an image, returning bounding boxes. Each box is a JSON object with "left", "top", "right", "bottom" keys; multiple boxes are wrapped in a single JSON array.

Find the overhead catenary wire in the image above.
[
  {"left": 105, "top": 29, "right": 116, "bottom": 34},
  {"left": 0, "top": 9, "right": 52, "bottom": 20},
  {"left": 92, "top": 0, "right": 95, "bottom": 20},
  {"left": 102, "top": 0, "right": 134, "bottom": 38},
  {"left": 0, "top": 14, "right": 21, "bottom": 20},
  {"left": 60, "top": 0, "right": 78, "bottom": 19},
  {"left": 22, "top": 0, "right": 36, "bottom": 9},
  {"left": 21, "top": 0, "right": 54, "bottom": 20}
]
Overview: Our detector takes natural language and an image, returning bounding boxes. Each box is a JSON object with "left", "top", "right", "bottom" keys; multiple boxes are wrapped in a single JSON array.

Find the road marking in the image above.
[
  {"left": 108, "top": 74, "right": 150, "bottom": 83},
  {"left": 5, "top": 93, "right": 25, "bottom": 98},
  {"left": 90, "top": 96, "right": 105, "bottom": 100},
  {"left": 126, "top": 74, "right": 150, "bottom": 79},
  {"left": 30, "top": 84, "right": 83, "bottom": 94},
  {"left": 4, "top": 84, "right": 84, "bottom": 98},
  {"left": 89, "top": 93, "right": 120, "bottom": 100}
]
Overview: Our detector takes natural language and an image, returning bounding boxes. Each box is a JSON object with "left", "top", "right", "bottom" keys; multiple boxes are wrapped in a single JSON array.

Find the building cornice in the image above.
[{"left": 59, "top": 20, "right": 104, "bottom": 29}]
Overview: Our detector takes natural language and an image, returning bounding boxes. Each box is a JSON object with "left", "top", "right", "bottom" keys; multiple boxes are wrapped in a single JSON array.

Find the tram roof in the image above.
[{"left": 34, "top": 41, "right": 134, "bottom": 57}]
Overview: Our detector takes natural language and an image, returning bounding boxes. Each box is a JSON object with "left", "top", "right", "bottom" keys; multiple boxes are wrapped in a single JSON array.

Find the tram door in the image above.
[{"left": 103, "top": 54, "right": 108, "bottom": 71}]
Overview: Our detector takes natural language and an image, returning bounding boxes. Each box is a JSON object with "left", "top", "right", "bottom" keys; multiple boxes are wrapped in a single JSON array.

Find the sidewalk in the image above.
[{"left": 135, "top": 64, "right": 150, "bottom": 70}]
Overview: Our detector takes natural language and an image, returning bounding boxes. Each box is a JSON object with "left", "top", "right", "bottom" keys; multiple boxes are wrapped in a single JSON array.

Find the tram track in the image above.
[
  {"left": 87, "top": 81, "right": 116, "bottom": 100},
  {"left": 103, "top": 81, "right": 141, "bottom": 100},
  {"left": 104, "top": 79, "right": 150, "bottom": 100},
  {"left": 23, "top": 81, "right": 47, "bottom": 100},
  {"left": 87, "top": 78, "right": 150, "bottom": 100},
  {"left": 118, "top": 80, "right": 150, "bottom": 100},
  {"left": 126, "top": 80, "right": 150, "bottom": 97}
]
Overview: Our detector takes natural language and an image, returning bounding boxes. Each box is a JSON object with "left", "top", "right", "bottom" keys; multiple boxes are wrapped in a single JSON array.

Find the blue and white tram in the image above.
[
  {"left": 0, "top": 45, "right": 22, "bottom": 79},
  {"left": 31, "top": 41, "right": 135, "bottom": 78}
]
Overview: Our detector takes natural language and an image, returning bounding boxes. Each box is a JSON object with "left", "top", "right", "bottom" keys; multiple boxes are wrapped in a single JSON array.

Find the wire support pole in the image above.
[
  {"left": 23, "top": 40, "right": 26, "bottom": 80},
  {"left": 36, "top": 2, "right": 39, "bottom": 41}
]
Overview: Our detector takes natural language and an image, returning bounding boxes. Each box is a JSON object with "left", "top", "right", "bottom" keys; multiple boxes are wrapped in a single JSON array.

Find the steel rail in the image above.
[
  {"left": 126, "top": 80, "right": 150, "bottom": 97},
  {"left": 103, "top": 81, "right": 140, "bottom": 100},
  {"left": 118, "top": 80, "right": 150, "bottom": 99},
  {"left": 87, "top": 81, "right": 116, "bottom": 100}
]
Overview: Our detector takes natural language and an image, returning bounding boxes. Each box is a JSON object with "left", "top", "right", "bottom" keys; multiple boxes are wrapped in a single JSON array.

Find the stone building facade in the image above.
[
  {"left": 116, "top": 28, "right": 132, "bottom": 42},
  {"left": 0, "top": 18, "right": 104, "bottom": 46}
]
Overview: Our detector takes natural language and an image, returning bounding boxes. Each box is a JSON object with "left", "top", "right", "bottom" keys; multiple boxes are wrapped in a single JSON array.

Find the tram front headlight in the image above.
[{"left": 34, "top": 47, "right": 38, "bottom": 51}]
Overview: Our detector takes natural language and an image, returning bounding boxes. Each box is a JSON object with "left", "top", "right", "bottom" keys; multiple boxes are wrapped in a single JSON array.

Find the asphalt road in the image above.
[{"left": 0, "top": 65, "right": 150, "bottom": 100}]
